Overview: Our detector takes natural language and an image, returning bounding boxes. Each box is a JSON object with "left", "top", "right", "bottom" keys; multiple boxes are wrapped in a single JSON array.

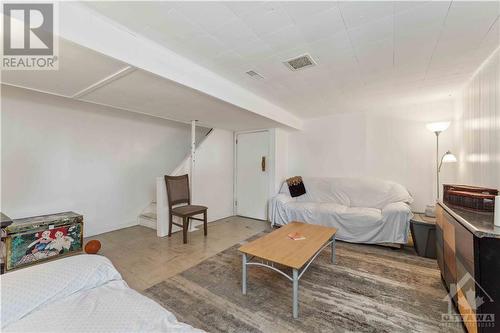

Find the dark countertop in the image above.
[
  {"left": 411, "top": 212, "right": 436, "bottom": 224},
  {"left": 438, "top": 201, "right": 499, "bottom": 238}
]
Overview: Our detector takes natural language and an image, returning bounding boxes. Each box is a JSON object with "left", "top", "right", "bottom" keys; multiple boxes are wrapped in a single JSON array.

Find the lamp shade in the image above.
[
  {"left": 426, "top": 121, "right": 450, "bottom": 133},
  {"left": 442, "top": 151, "right": 457, "bottom": 163}
]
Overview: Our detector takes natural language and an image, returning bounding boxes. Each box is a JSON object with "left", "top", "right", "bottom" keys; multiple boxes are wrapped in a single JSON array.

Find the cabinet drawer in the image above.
[
  {"left": 458, "top": 288, "right": 478, "bottom": 333},
  {"left": 455, "top": 221, "right": 475, "bottom": 276},
  {"left": 436, "top": 205, "right": 445, "bottom": 275},
  {"left": 442, "top": 211, "right": 456, "bottom": 287}
]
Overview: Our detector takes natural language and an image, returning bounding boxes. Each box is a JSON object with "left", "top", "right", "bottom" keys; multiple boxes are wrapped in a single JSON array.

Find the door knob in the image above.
[{"left": 261, "top": 156, "right": 266, "bottom": 172}]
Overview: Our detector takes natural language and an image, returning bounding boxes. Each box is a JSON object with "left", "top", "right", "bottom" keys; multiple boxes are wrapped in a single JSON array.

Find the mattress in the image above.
[{"left": 1, "top": 254, "right": 203, "bottom": 333}]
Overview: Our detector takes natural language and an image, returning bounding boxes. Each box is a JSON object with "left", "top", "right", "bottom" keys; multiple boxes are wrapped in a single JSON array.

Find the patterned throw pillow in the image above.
[{"left": 287, "top": 176, "right": 306, "bottom": 197}]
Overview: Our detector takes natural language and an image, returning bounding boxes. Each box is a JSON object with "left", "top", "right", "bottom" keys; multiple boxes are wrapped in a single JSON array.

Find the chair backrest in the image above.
[{"left": 165, "top": 174, "right": 190, "bottom": 207}]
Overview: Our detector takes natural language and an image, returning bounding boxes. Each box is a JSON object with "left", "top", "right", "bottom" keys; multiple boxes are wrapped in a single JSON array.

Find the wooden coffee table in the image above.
[{"left": 239, "top": 221, "right": 337, "bottom": 318}]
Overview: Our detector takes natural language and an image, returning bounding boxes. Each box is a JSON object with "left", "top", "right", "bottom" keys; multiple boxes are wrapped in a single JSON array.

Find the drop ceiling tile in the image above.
[
  {"left": 307, "top": 30, "right": 353, "bottom": 61},
  {"left": 447, "top": 1, "right": 500, "bottom": 22},
  {"left": 224, "top": 2, "right": 274, "bottom": 18},
  {"left": 81, "top": 1, "right": 500, "bottom": 119},
  {"left": 394, "top": 49, "right": 432, "bottom": 70},
  {"left": 355, "top": 38, "right": 393, "bottom": 71},
  {"left": 210, "top": 18, "right": 259, "bottom": 49},
  {"left": 85, "top": 1, "right": 175, "bottom": 34},
  {"left": 232, "top": 40, "right": 275, "bottom": 63},
  {"left": 260, "top": 24, "right": 308, "bottom": 52},
  {"left": 282, "top": 1, "right": 338, "bottom": 24},
  {"left": 393, "top": 1, "right": 428, "bottom": 14},
  {"left": 475, "top": 19, "right": 500, "bottom": 61},
  {"left": 181, "top": 33, "right": 228, "bottom": 60},
  {"left": 318, "top": 49, "right": 358, "bottom": 74},
  {"left": 394, "top": 1, "right": 450, "bottom": 35},
  {"left": 394, "top": 22, "right": 442, "bottom": 51},
  {"left": 348, "top": 16, "right": 393, "bottom": 49},
  {"left": 338, "top": 1, "right": 394, "bottom": 29},
  {"left": 212, "top": 50, "right": 247, "bottom": 67},
  {"left": 251, "top": 60, "right": 291, "bottom": 80},
  {"left": 294, "top": 6, "right": 346, "bottom": 43},
  {"left": 480, "top": 16, "right": 500, "bottom": 48},
  {"left": 2, "top": 39, "right": 129, "bottom": 97},
  {"left": 272, "top": 45, "right": 313, "bottom": 62},
  {"left": 432, "top": 26, "right": 486, "bottom": 62},
  {"left": 238, "top": 5, "right": 294, "bottom": 37},
  {"left": 172, "top": 2, "right": 238, "bottom": 33},
  {"left": 145, "top": 7, "right": 203, "bottom": 41},
  {"left": 79, "top": 69, "right": 284, "bottom": 130},
  {"left": 395, "top": 35, "right": 435, "bottom": 68}
]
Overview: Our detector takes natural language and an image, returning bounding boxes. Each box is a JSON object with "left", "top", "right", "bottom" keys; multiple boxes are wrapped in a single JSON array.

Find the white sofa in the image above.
[{"left": 270, "top": 177, "right": 413, "bottom": 245}]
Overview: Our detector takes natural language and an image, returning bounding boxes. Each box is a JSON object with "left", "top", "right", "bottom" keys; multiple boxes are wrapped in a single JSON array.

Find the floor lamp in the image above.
[{"left": 425, "top": 121, "right": 457, "bottom": 217}]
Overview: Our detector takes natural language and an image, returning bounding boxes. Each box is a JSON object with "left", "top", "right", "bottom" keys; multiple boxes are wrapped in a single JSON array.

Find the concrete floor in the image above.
[{"left": 86, "top": 216, "right": 270, "bottom": 291}]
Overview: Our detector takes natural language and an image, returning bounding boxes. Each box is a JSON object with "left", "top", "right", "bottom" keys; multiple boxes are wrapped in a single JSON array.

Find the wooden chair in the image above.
[{"left": 164, "top": 174, "right": 207, "bottom": 244}]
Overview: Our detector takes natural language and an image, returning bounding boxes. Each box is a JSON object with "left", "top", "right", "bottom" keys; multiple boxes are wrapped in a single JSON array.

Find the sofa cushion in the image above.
[
  {"left": 340, "top": 207, "right": 382, "bottom": 224},
  {"left": 332, "top": 177, "right": 412, "bottom": 209},
  {"left": 281, "top": 177, "right": 412, "bottom": 209},
  {"left": 280, "top": 178, "right": 351, "bottom": 206}
]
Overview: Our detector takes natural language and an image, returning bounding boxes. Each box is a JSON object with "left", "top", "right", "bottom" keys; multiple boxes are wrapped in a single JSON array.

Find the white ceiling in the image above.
[
  {"left": 78, "top": 69, "right": 285, "bottom": 130},
  {"left": 1, "top": 40, "right": 129, "bottom": 97},
  {"left": 85, "top": 1, "right": 500, "bottom": 118},
  {"left": 1, "top": 39, "right": 285, "bottom": 130}
]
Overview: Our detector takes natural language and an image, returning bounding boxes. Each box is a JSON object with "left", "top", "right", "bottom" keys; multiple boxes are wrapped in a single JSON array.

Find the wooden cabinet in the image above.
[
  {"left": 436, "top": 203, "right": 499, "bottom": 333},
  {"left": 442, "top": 210, "right": 456, "bottom": 290}
]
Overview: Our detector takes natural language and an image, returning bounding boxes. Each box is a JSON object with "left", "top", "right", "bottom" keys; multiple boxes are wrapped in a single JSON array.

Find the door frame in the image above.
[{"left": 233, "top": 129, "right": 276, "bottom": 220}]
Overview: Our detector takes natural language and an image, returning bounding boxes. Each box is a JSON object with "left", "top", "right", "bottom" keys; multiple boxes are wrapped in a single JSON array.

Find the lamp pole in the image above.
[
  {"left": 191, "top": 120, "right": 196, "bottom": 195},
  {"left": 435, "top": 131, "right": 440, "bottom": 201}
]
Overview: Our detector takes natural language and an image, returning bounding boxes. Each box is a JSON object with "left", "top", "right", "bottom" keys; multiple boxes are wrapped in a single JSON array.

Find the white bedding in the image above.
[{"left": 1, "top": 254, "right": 203, "bottom": 333}]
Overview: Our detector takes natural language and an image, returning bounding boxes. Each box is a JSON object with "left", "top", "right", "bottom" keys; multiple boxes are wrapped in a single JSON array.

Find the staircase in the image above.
[
  {"left": 138, "top": 201, "right": 157, "bottom": 230},
  {"left": 137, "top": 127, "right": 213, "bottom": 234}
]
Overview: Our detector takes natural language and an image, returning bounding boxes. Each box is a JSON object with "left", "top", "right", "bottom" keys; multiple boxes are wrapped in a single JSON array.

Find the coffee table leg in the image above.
[
  {"left": 292, "top": 268, "right": 299, "bottom": 318},
  {"left": 242, "top": 253, "right": 247, "bottom": 295},
  {"left": 331, "top": 234, "right": 336, "bottom": 264}
]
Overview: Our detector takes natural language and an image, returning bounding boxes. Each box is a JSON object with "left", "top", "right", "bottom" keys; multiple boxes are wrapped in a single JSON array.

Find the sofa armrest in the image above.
[
  {"left": 272, "top": 193, "right": 294, "bottom": 204},
  {"left": 381, "top": 202, "right": 413, "bottom": 244},
  {"left": 268, "top": 193, "right": 294, "bottom": 226},
  {"left": 382, "top": 202, "right": 413, "bottom": 223}
]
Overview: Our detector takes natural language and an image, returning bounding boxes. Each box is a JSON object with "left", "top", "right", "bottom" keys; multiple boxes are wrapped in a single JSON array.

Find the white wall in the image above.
[
  {"left": 1, "top": 85, "right": 192, "bottom": 236},
  {"left": 286, "top": 101, "right": 456, "bottom": 212},
  {"left": 191, "top": 129, "right": 234, "bottom": 222},
  {"left": 271, "top": 128, "right": 289, "bottom": 194},
  {"left": 155, "top": 128, "right": 234, "bottom": 236},
  {"left": 455, "top": 47, "right": 500, "bottom": 190}
]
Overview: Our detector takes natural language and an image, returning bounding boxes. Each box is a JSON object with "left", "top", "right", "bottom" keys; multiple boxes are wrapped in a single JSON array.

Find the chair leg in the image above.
[
  {"left": 168, "top": 214, "right": 173, "bottom": 237},
  {"left": 203, "top": 211, "right": 207, "bottom": 236},
  {"left": 182, "top": 217, "right": 188, "bottom": 244}
]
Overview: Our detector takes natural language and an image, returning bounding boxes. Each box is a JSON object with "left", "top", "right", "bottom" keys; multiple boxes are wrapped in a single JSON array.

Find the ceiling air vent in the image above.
[
  {"left": 284, "top": 54, "right": 316, "bottom": 71},
  {"left": 246, "top": 70, "right": 264, "bottom": 79}
]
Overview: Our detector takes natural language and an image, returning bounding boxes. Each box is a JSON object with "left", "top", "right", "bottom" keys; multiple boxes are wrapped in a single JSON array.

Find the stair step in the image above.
[{"left": 139, "top": 212, "right": 157, "bottom": 220}]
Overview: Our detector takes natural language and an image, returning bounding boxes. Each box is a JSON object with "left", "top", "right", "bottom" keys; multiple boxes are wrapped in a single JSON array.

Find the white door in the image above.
[{"left": 236, "top": 131, "right": 270, "bottom": 220}]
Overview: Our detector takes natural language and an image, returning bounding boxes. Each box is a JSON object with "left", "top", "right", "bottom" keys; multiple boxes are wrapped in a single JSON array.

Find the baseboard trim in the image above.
[
  {"left": 139, "top": 217, "right": 156, "bottom": 230},
  {"left": 86, "top": 220, "right": 138, "bottom": 237}
]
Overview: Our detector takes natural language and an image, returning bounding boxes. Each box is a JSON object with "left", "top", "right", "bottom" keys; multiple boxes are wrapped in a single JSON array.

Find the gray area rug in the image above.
[{"left": 145, "top": 233, "right": 464, "bottom": 333}]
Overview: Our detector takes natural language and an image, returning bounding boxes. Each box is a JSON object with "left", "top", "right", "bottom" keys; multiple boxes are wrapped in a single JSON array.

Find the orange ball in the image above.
[{"left": 85, "top": 240, "right": 101, "bottom": 254}]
